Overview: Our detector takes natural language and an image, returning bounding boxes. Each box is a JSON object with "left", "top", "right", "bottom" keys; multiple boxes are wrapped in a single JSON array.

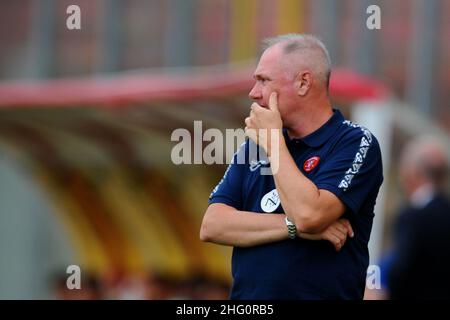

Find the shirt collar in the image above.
[{"left": 283, "top": 109, "right": 344, "bottom": 148}]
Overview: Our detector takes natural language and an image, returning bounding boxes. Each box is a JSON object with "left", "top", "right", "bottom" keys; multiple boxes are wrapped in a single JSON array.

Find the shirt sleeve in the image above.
[
  {"left": 314, "top": 128, "right": 383, "bottom": 215},
  {"left": 208, "top": 141, "right": 247, "bottom": 210}
]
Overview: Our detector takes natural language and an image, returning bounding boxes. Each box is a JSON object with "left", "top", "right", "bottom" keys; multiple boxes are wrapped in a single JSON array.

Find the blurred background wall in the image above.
[
  {"left": 1, "top": 0, "right": 448, "bottom": 124},
  {"left": 0, "top": 0, "right": 448, "bottom": 299}
]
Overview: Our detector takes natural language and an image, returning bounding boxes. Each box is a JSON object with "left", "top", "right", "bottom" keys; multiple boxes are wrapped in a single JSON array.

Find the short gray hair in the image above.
[{"left": 261, "top": 34, "right": 332, "bottom": 90}]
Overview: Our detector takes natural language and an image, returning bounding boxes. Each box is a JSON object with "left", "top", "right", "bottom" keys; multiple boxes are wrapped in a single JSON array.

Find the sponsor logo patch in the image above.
[{"left": 260, "top": 189, "right": 281, "bottom": 213}]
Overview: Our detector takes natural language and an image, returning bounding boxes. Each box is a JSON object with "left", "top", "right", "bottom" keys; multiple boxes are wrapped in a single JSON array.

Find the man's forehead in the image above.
[
  {"left": 259, "top": 45, "right": 282, "bottom": 64},
  {"left": 254, "top": 46, "right": 283, "bottom": 75}
]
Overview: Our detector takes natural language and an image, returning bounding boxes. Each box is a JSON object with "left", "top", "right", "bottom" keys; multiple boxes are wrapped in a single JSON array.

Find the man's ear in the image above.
[{"left": 295, "top": 71, "right": 312, "bottom": 96}]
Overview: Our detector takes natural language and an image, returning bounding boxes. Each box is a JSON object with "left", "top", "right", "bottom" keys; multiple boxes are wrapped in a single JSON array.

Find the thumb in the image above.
[{"left": 268, "top": 92, "right": 279, "bottom": 111}]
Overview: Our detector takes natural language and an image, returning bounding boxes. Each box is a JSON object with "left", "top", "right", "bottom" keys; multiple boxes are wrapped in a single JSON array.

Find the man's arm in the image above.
[
  {"left": 273, "top": 140, "right": 346, "bottom": 233},
  {"left": 200, "top": 203, "right": 288, "bottom": 247},
  {"left": 200, "top": 203, "right": 353, "bottom": 250}
]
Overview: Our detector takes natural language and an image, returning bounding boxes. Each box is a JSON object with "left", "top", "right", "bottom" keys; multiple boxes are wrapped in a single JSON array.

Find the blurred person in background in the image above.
[{"left": 388, "top": 136, "right": 450, "bottom": 299}]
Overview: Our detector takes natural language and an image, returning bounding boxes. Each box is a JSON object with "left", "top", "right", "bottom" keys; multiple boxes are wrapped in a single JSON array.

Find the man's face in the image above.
[{"left": 248, "top": 45, "right": 298, "bottom": 120}]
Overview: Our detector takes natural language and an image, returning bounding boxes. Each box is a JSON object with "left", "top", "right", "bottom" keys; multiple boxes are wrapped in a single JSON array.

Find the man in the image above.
[
  {"left": 200, "top": 34, "right": 383, "bottom": 299},
  {"left": 388, "top": 136, "right": 450, "bottom": 299}
]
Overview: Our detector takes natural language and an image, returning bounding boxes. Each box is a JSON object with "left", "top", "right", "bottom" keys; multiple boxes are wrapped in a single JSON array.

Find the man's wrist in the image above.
[
  {"left": 285, "top": 216, "right": 297, "bottom": 239},
  {"left": 266, "top": 128, "right": 283, "bottom": 158}
]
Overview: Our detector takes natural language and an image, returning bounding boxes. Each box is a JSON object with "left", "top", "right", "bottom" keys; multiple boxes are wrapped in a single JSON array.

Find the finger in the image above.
[
  {"left": 324, "top": 231, "right": 342, "bottom": 251},
  {"left": 251, "top": 102, "right": 262, "bottom": 112},
  {"left": 328, "top": 229, "right": 346, "bottom": 250},
  {"left": 334, "top": 223, "right": 348, "bottom": 236},
  {"left": 330, "top": 229, "right": 346, "bottom": 245},
  {"left": 250, "top": 105, "right": 259, "bottom": 118},
  {"left": 268, "top": 92, "right": 278, "bottom": 111},
  {"left": 340, "top": 219, "right": 354, "bottom": 238},
  {"left": 245, "top": 117, "right": 251, "bottom": 127},
  {"left": 330, "top": 234, "right": 342, "bottom": 251},
  {"left": 337, "top": 219, "right": 351, "bottom": 237}
]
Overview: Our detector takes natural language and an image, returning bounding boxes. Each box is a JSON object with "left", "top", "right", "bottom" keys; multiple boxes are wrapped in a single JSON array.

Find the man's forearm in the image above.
[
  {"left": 200, "top": 203, "right": 288, "bottom": 247},
  {"left": 270, "top": 137, "right": 326, "bottom": 233}
]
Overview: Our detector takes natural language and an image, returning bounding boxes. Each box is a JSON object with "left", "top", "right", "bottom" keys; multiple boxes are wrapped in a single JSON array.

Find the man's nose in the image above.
[{"left": 249, "top": 84, "right": 261, "bottom": 100}]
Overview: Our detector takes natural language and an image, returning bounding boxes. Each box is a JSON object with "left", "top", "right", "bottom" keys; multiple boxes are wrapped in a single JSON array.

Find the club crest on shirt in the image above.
[
  {"left": 303, "top": 156, "right": 320, "bottom": 173},
  {"left": 260, "top": 188, "right": 280, "bottom": 213}
]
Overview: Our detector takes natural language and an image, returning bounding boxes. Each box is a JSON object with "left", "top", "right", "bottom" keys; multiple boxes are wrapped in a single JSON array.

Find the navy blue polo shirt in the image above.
[{"left": 209, "top": 109, "right": 383, "bottom": 300}]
